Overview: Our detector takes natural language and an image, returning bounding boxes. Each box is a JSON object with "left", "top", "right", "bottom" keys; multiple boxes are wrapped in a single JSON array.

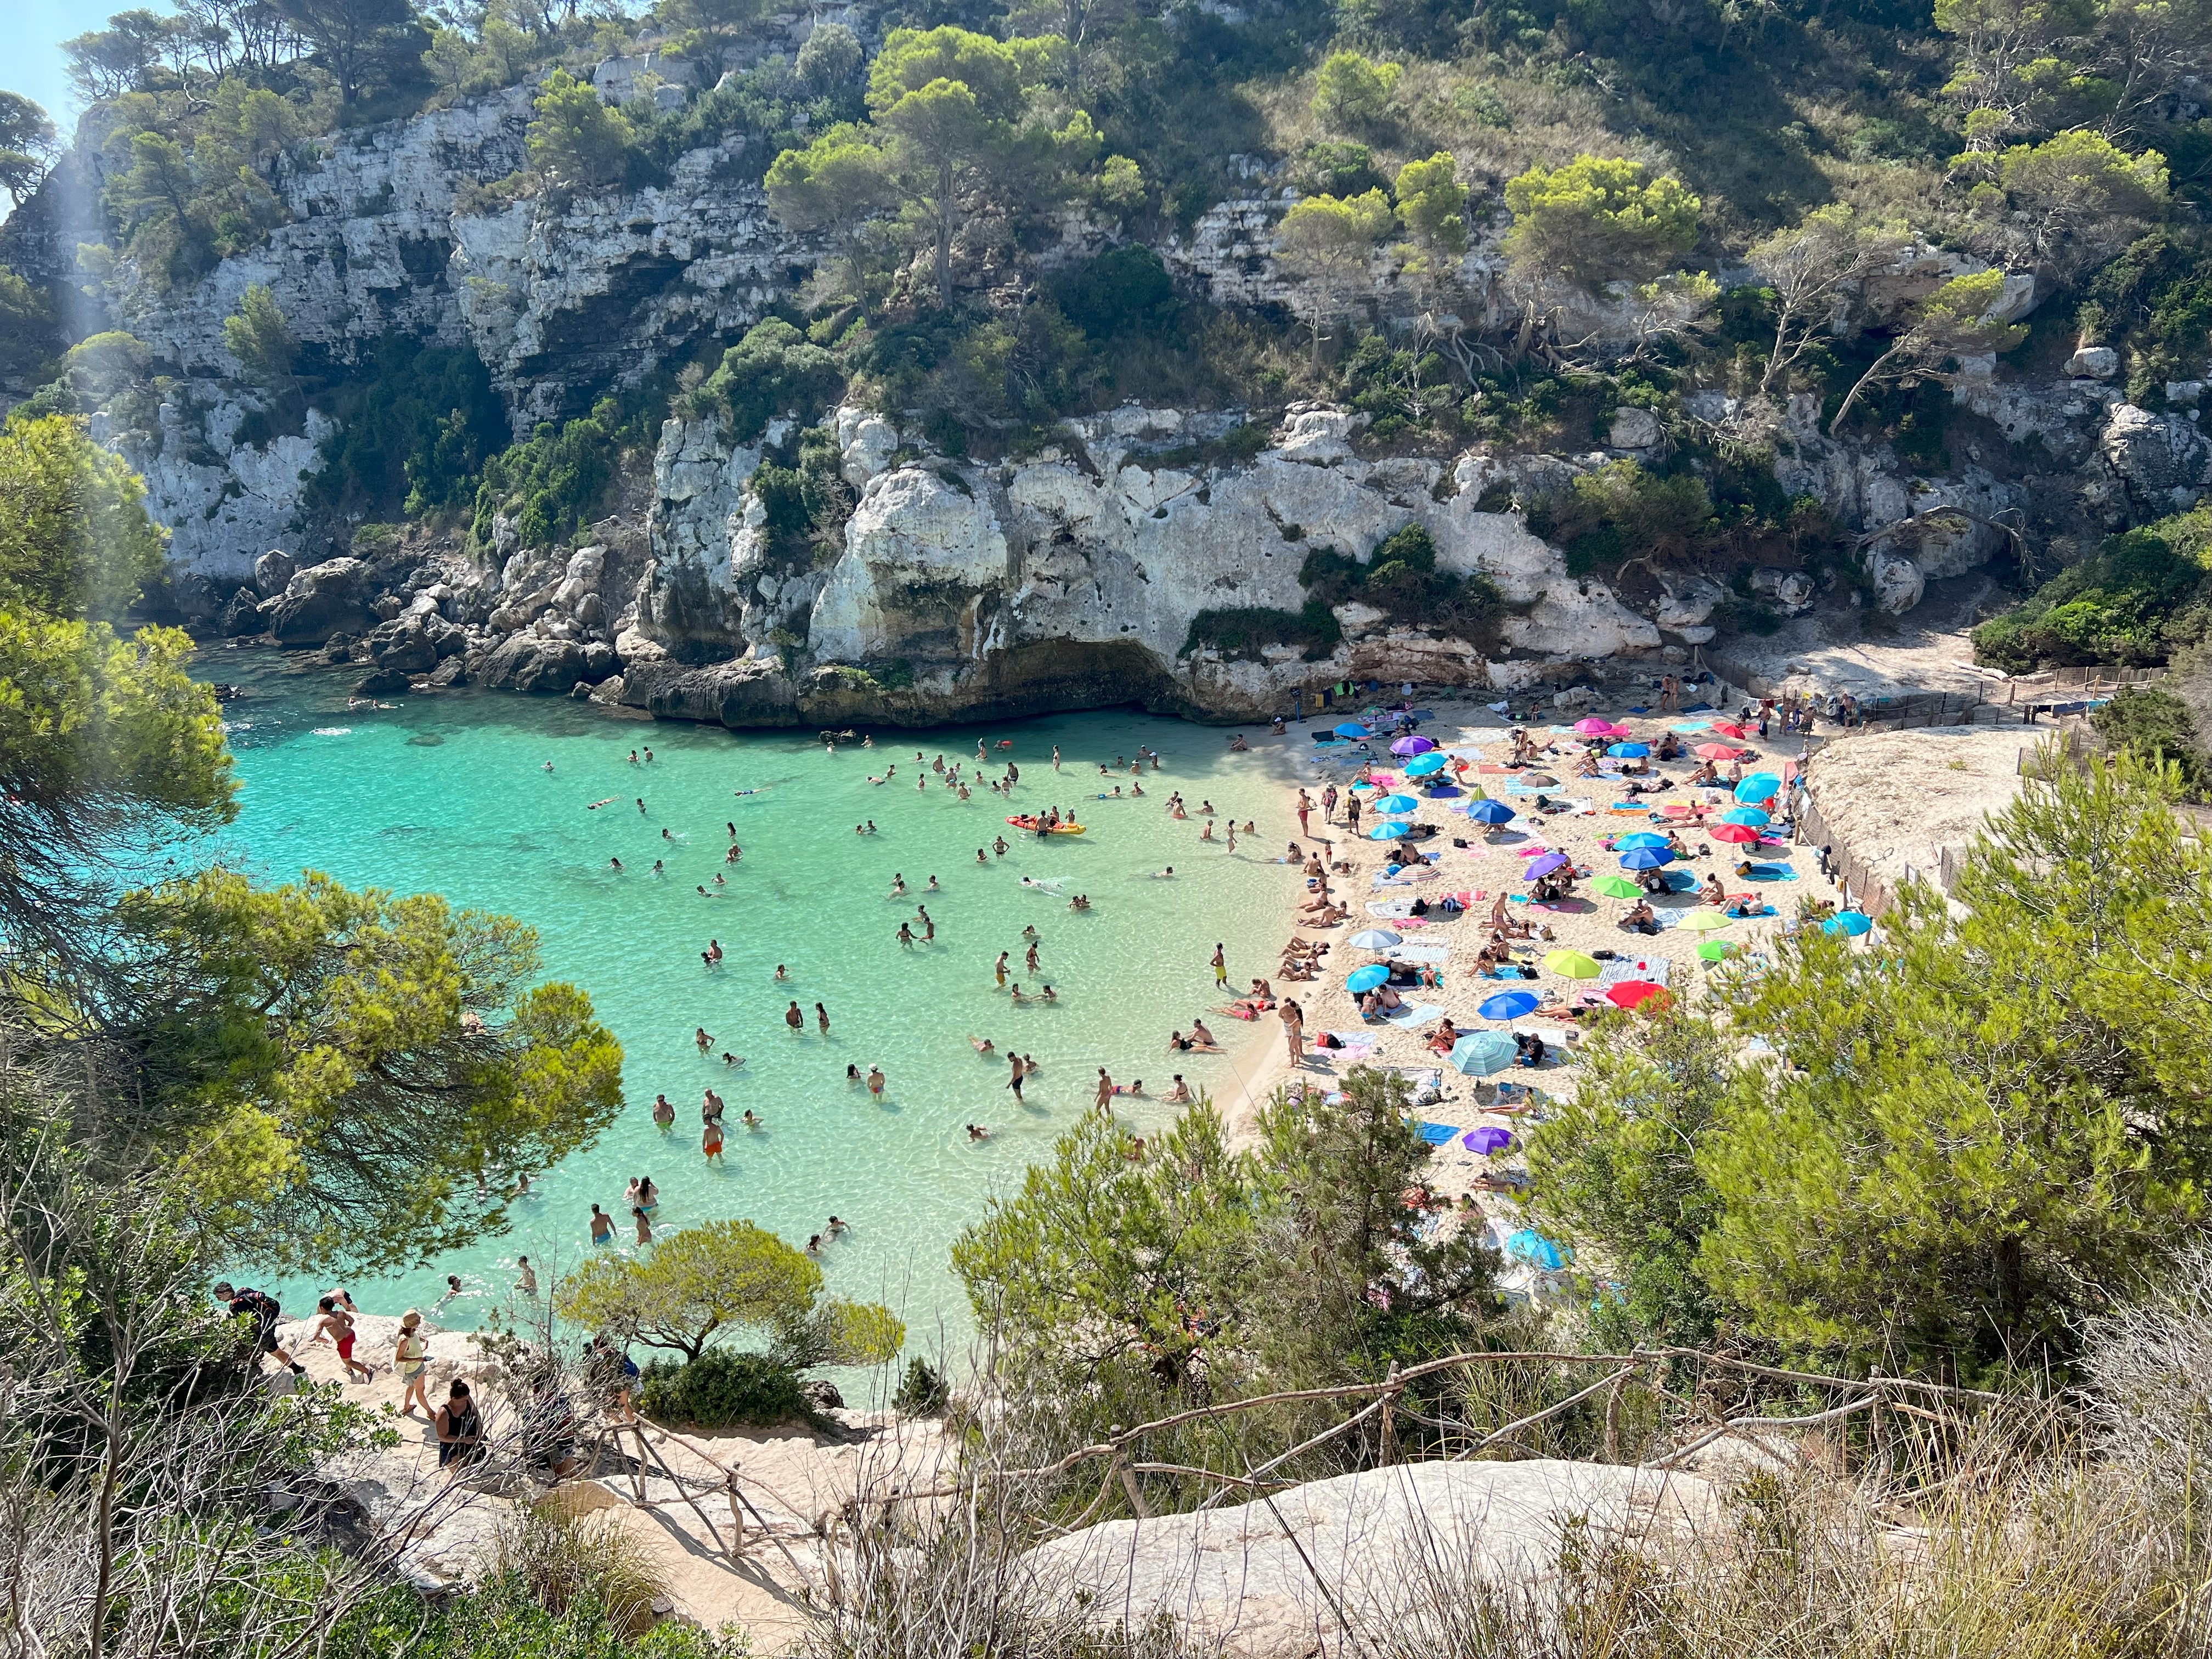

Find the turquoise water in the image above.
[{"left": 204, "top": 647, "right": 1291, "bottom": 1353}]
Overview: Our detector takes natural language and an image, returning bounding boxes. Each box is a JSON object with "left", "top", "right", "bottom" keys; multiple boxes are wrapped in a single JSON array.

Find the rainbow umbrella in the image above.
[
  {"left": 1479, "top": 990, "right": 1540, "bottom": 1020},
  {"left": 1468, "top": 800, "right": 1516, "bottom": 824},
  {"left": 1620, "top": 847, "right": 1674, "bottom": 870},
  {"left": 1593, "top": 876, "right": 1643, "bottom": 899},
  {"left": 1606, "top": 980, "right": 1668, "bottom": 1009},
  {"left": 1825, "top": 910, "right": 1874, "bottom": 936},
  {"left": 1403, "top": 752, "right": 1448, "bottom": 776},
  {"left": 1679, "top": 909, "right": 1734, "bottom": 932},
  {"left": 1524, "top": 851, "right": 1569, "bottom": 879},
  {"left": 1607, "top": 742, "right": 1651, "bottom": 759},
  {"left": 1735, "top": 774, "right": 1781, "bottom": 802},
  {"left": 1346, "top": 964, "right": 1390, "bottom": 992},
  {"left": 1711, "top": 823, "right": 1759, "bottom": 844},
  {"left": 1543, "top": 950, "right": 1602, "bottom": 979},
  {"left": 1720, "top": 806, "right": 1769, "bottom": 827},
  {"left": 1391, "top": 735, "right": 1437, "bottom": 755}
]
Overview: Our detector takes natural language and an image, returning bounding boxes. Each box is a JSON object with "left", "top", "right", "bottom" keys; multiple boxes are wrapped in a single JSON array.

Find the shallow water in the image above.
[{"left": 204, "top": 647, "right": 1292, "bottom": 1353}]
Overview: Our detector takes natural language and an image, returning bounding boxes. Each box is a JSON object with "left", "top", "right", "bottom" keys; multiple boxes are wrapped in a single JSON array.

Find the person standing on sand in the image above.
[
  {"left": 1280, "top": 998, "right": 1305, "bottom": 1067},
  {"left": 1323, "top": 783, "right": 1339, "bottom": 821},
  {"left": 1296, "top": 791, "right": 1313, "bottom": 837}
]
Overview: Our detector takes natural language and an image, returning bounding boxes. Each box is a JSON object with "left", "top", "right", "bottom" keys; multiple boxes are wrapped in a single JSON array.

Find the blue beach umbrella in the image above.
[
  {"left": 1505, "top": 1228, "right": 1570, "bottom": 1271},
  {"left": 1403, "top": 752, "right": 1448, "bottom": 776},
  {"left": 1620, "top": 847, "right": 1674, "bottom": 870},
  {"left": 1615, "top": 832, "right": 1669, "bottom": 850},
  {"left": 1736, "top": 773, "right": 1782, "bottom": 802},
  {"left": 1449, "top": 1031, "right": 1519, "bottom": 1075},
  {"left": 1468, "top": 800, "right": 1516, "bottom": 825},
  {"left": 1720, "top": 806, "right": 1770, "bottom": 827},
  {"left": 1374, "top": 794, "right": 1421, "bottom": 815},
  {"left": 1479, "top": 990, "right": 1540, "bottom": 1020},
  {"left": 1367, "top": 822, "right": 1406, "bottom": 840},
  {"left": 1334, "top": 722, "right": 1371, "bottom": 738},
  {"left": 1825, "top": 910, "right": 1874, "bottom": 936},
  {"left": 1606, "top": 742, "right": 1651, "bottom": 759},
  {"left": 1346, "top": 964, "right": 1391, "bottom": 992}
]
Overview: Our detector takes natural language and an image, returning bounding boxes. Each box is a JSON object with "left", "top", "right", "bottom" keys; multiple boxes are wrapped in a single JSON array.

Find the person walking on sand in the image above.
[
  {"left": 1280, "top": 997, "right": 1305, "bottom": 1068},
  {"left": 1212, "top": 944, "right": 1228, "bottom": 989},
  {"left": 309, "top": 1296, "right": 374, "bottom": 1383},
  {"left": 396, "top": 1311, "right": 432, "bottom": 1417}
]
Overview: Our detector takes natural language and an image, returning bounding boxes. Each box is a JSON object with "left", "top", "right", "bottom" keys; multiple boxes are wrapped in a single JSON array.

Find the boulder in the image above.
[
  {"left": 1608, "top": 407, "right": 1661, "bottom": 449},
  {"left": 1274, "top": 409, "right": 1360, "bottom": 464},
  {"left": 799, "top": 1378, "right": 844, "bottom": 1412},
  {"left": 426, "top": 656, "right": 469, "bottom": 688},
  {"left": 1865, "top": 546, "right": 1926, "bottom": 614},
  {"left": 2101, "top": 403, "right": 2212, "bottom": 509},
  {"left": 352, "top": 667, "right": 412, "bottom": 696},
  {"left": 265, "top": 558, "right": 375, "bottom": 646},
  {"left": 2066, "top": 346, "right": 2120, "bottom": 379},
  {"left": 1653, "top": 575, "right": 1724, "bottom": 634},
  {"left": 218, "top": 585, "right": 267, "bottom": 636},
  {"left": 253, "top": 549, "right": 297, "bottom": 597},
  {"left": 1747, "top": 567, "right": 1816, "bottom": 613},
  {"left": 1017, "top": 1459, "right": 1718, "bottom": 1659},
  {"left": 479, "top": 633, "right": 590, "bottom": 693},
  {"left": 373, "top": 618, "right": 440, "bottom": 676}
]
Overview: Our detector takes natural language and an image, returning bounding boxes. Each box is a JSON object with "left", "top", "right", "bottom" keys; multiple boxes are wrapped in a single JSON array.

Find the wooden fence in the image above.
[
  {"left": 1791, "top": 791, "right": 1895, "bottom": 917},
  {"left": 1692, "top": 649, "right": 2161, "bottom": 737}
]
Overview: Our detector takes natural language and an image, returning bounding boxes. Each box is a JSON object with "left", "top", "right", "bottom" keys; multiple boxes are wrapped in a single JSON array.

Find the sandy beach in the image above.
[{"left": 1147, "top": 681, "right": 1835, "bottom": 1248}]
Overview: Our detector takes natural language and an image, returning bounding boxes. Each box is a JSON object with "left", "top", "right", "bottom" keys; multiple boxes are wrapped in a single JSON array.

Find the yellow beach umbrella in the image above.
[
  {"left": 1542, "top": 950, "right": 1602, "bottom": 979},
  {"left": 1679, "top": 910, "right": 1735, "bottom": 932}
]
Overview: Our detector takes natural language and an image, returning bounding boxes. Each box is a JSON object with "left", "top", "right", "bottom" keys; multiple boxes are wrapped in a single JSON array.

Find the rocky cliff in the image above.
[{"left": 9, "top": 45, "right": 2204, "bottom": 727}]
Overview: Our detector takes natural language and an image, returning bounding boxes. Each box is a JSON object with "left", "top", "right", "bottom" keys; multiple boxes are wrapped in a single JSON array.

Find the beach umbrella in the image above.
[
  {"left": 1671, "top": 721, "right": 1711, "bottom": 733},
  {"left": 1709, "top": 721, "right": 1750, "bottom": 738},
  {"left": 1607, "top": 742, "right": 1651, "bottom": 759},
  {"left": 1616, "top": 832, "right": 1669, "bottom": 850},
  {"left": 1479, "top": 990, "right": 1540, "bottom": 1020},
  {"left": 1606, "top": 980, "right": 1667, "bottom": 1009},
  {"left": 1449, "top": 1032, "right": 1519, "bottom": 1075},
  {"left": 1593, "top": 875, "right": 1643, "bottom": 899},
  {"left": 1524, "top": 851, "right": 1569, "bottom": 879},
  {"left": 1505, "top": 1228, "right": 1569, "bottom": 1271},
  {"left": 1464, "top": 1126, "right": 1514, "bottom": 1155},
  {"left": 1720, "top": 806, "right": 1770, "bottom": 826},
  {"left": 1346, "top": 964, "right": 1390, "bottom": 992},
  {"left": 1619, "top": 847, "right": 1674, "bottom": 870},
  {"left": 1679, "top": 909, "right": 1734, "bottom": 932},
  {"left": 1825, "top": 910, "right": 1874, "bottom": 936},
  {"left": 1696, "top": 939, "right": 1739, "bottom": 961},
  {"left": 1334, "top": 721, "right": 1370, "bottom": 738},
  {"left": 1348, "top": 929, "right": 1402, "bottom": 949},
  {"left": 1710, "top": 823, "right": 1760, "bottom": 844},
  {"left": 1572, "top": 717, "right": 1613, "bottom": 735},
  {"left": 1543, "top": 949, "right": 1602, "bottom": 979},
  {"left": 1693, "top": 742, "right": 1741, "bottom": 761},
  {"left": 1367, "top": 822, "right": 1407, "bottom": 840},
  {"left": 1391, "top": 735, "right": 1437, "bottom": 755},
  {"left": 1468, "top": 800, "right": 1516, "bottom": 824},
  {"left": 1374, "top": 794, "right": 1421, "bottom": 815},
  {"left": 1403, "top": 752, "right": 1448, "bottom": 776},
  {"left": 1735, "top": 773, "right": 1781, "bottom": 802}
]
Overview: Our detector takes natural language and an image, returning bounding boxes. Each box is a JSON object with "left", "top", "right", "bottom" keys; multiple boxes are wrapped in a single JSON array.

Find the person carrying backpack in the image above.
[{"left": 213, "top": 1282, "right": 306, "bottom": 1377}]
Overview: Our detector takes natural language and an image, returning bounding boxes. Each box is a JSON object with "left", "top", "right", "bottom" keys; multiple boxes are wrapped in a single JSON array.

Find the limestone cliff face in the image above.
[{"left": 618, "top": 400, "right": 1668, "bottom": 727}]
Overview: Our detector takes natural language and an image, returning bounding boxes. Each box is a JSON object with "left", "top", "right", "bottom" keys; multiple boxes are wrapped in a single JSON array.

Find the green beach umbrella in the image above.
[
  {"left": 1679, "top": 910, "right": 1734, "bottom": 932},
  {"left": 1593, "top": 876, "right": 1643, "bottom": 899},
  {"left": 1696, "top": 939, "right": 1739, "bottom": 961}
]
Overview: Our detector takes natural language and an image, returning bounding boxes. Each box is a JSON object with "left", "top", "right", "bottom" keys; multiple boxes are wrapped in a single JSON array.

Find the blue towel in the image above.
[
  {"left": 1744, "top": 863, "right": 1799, "bottom": 882},
  {"left": 1418, "top": 1121, "right": 1463, "bottom": 1144}
]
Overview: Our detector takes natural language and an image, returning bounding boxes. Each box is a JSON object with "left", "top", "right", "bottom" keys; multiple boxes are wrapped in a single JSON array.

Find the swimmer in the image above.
[
  {"left": 786, "top": 1001, "right": 805, "bottom": 1032},
  {"left": 696, "top": 884, "right": 709, "bottom": 895},
  {"left": 1041, "top": 984, "right": 1057, "bottom": 1001},
  {"left": 1153, "top": 866, "right": 1176, "bottom": 878},
  {"left": 629, "top": 751, "right": 639, "bottom": 765},
  {"left": 703, "top": 939, "right": 723, "bottom": 966},
  {"left": 995, "top": 952, "right": 1011, "bottom": 986},
  {"left": 644, "top": 748, "right": 653, "bottom": 763},
  {"left": 993, "top": 837, "right": 1009, "bottom": 856},
  {"left": 775, "top": 964, "right": 788, "bottom": 980},
  {"left": 542, "top": 761, "right": 554, "bottom": 772},
  {"left": 898, "top": 922, "right": 916, "bottom": 946},
  {"left": 816, "top": 1002, "right": 831, "bottom": 1035},
  {"left": 969, "top": 1036, "right": 996, "bottom": 1053},
  {"left": 867, "top": 1065, "right": 885, "bottom": 1096},
  {"left": 589, "top": 798, "right": 618, "bottom": 810},
  {"left": 890, "top": 872, "right": 907, "bottom": 895},
  {"left": 695, "top": 1027, "right": 712, "bottom": 1053},
  {"left": 967, "top": 1123, "right": 990, "bottom": 1140},
  {"left": 741, "top": 1109, "right": 763, "bottom": 1130},
  {"left": 927, "top": 874, "right": 940, "bottom": 890},
  {"left": 653, "top": 1093, "right": 675, "bottom": 1127},
  {"left": 713, "top": 874, "right": 726, "bottom": 887},
  {"left": 827, "top": 1215, "right": 847, "bottom": 1235},
  {"left": 609, "top": 856, "right": 624, "bottom": 870},
  {"left": 847, "top": 1063, "right": 861, "bottom": 1082},
  {"left": 634, "top": 1206, "right": 653, "bottom": 1244},
  {"left": 721, "top": 1051, "right": 743, "bottom": 1066},
  {"left": 806, "top": 1234, "right": 822, "bottom": 1254},
  {"left": 702, "top": 1118, "right": 724, "bottom": 1162},
  {"left": 637, "top": 798, "right": 646, "bottom": 814},
  {"left": 977, "top": 848, "right": 988, "bottom": 864},
  {"left": 662, "top": 827, "right": 675, "bottom": 841}
]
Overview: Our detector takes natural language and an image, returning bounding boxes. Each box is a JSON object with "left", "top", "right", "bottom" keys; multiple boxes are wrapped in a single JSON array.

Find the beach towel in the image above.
[
  {"left": 1393, "top": 1066, "right": 1447, "bottom": 1096},
  {"left": 1742, "top": 863, "right": 1798, "bottom": 881},
  {"left": 1600, "top": 955, "right": 1672, "bottom": 986},
  {"left": 1386, "top": 944, "right": 1450, "bottom": 963},
  {"left": 1324, "top": 1031, "right": 1376, "bottom": 1050},
  {"left": 1417, "top": 1121, "right": 1459, "bottom": 1144},
  {"left": 1367, "top": 900, "right": 1414, "bottom": 918},
  {"left": 1382, "top": 1003, "right": 1446, "bottom": 1029}
]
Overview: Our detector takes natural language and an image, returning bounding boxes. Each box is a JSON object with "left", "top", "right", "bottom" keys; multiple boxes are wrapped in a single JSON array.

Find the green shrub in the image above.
[
  {"left": 894, "top": 1356, "right": 948, "bottom": 1413},
  {"left": 1053, "top": 245, "right": 1180, "bottom": 341},
  {"left": 2092, "top": 685, "right": 2207, "bottom": 797},
  {"left": 692, "top": 318, "right": 845, "bottom": 443},
  {"left": 1183, "top": 600, "right": 1344, "bottom": 661},
  {"left": 1299, "top": 527, "right": 1506, "bottom": 641},
  {"left": 472, "top": 410, "right": 620, "bottom": 550},
  {"left": 1526, "top": 460, "right": 1715, "bottom": 577},
  {"left": 1973, "top": 515, "right": 2212, "bottom": 670},
  {"left": 636, "top": 1350, "right": 819, "bottom": 1430},
  {"left": 308, "top": 338, "right": 507, "bottom": 519}
]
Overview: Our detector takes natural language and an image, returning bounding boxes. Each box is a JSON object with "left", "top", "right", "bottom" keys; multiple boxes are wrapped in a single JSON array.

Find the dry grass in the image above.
[{"left": 492, "top": 1502, "right": 672, "bottom": 1639}]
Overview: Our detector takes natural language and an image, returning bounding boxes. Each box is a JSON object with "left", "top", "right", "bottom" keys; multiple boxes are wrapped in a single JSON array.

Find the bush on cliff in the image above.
[{"left": 1974, "top": 512, "right": 2212, "bottom": 670}]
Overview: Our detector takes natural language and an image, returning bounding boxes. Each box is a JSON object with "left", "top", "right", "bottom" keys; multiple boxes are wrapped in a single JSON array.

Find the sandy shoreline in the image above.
[{"left": 1157, "top": 683, "right": 1832, "bottom": 1237}]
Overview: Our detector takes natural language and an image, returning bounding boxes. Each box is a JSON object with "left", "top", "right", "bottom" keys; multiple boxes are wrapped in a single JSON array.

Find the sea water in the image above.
[{"left": 204, "top": 647, "right": 1292, "bottom": 1357}]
